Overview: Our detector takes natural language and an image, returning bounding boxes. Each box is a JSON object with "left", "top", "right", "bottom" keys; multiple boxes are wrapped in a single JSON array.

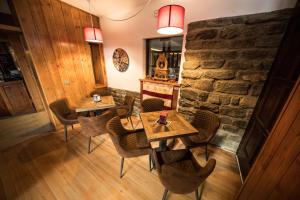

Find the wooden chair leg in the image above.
[
  {"left": 205, "top": 144, "right": 208, "bottom": 161},
  {"left": 120, "top": 157, "right": 124, "bottom": 178},
  {"left": 64, "top": 125, "right": 68, "bottom": 142},
  {"left": 149, "top": 154, "right": 151, "bottom": 171},
  {"left": 195, "top": 188, "right": 199, "bottom": 200},
  {"left": 87, "top": 136, "right": 91, "bottom": 154},
  {"left": 162, "top": 189, "right": 168, "bottom": 200}
]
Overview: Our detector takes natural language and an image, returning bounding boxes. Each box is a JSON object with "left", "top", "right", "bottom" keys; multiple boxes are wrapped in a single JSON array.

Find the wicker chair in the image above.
[
  {"left": 49, "top": 99, "right": 87, "bottom": 142},
  {"left": 153, "top": 149, "right": 216, "bottom": 200},
  {"left": 106, "top": 116, "right": 153, "bottom": 178},
  {"left": 78, "top": 108, "right": 117, "bottom": 153},
  {"left": 141, "top": 98, "right": 164, "bottom": 113},
  {"left": 116, "top": 95, "right": 135, "bottom": 129},
  {"left": 180, "top": 110, "right": 220, "bottom": 161}
]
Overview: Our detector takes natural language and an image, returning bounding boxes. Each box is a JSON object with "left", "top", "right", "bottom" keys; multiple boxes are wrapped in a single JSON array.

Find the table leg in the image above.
[{"left": 158, "top": 140, "right": 168, "bottom": 152}]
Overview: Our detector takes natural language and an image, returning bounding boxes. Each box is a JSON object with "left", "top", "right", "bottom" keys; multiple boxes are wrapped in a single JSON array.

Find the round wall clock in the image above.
[{"left": 112, "top": 48, "right": 129, "bottom": 72}]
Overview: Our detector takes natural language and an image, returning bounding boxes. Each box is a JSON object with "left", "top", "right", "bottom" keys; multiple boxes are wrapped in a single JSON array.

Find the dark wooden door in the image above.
[
  {"left": 0, "top": 80, "right": 35, "bottom": 115},
  {"left": 237, "top": 2, "right": 300, "bottom": 180}
]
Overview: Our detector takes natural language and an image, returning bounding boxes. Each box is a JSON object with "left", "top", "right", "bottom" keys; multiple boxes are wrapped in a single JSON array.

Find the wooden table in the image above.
[
  {"left": 140, "top": 110, "right": 198, "bottom": 150},
  {"left": 75, "top": 95, "right": 115, "bottom": 113}
]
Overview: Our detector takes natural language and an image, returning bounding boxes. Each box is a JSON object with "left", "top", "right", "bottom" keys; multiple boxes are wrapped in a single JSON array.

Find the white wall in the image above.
[{"left": 101, "top": 0, "right": 297, "bottom": 92}]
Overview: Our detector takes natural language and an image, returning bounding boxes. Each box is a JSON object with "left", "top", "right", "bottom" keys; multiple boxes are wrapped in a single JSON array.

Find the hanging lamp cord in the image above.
[
  {"left": 90, "top": 0, "right": 152, "bottom": 21},
  {"left": 88, "top": 0, "right": 94, "bottom": 27}
]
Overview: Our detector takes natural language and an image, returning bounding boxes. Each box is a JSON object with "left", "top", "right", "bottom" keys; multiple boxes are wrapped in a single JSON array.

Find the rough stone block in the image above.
[
  {"left": 220, "top": 115, "right": 234, "bottom": 125},
  {"left": 194, "top": 102, "right": 219, "bottom": 113},
  {"left": 180, "top": 88, "right": 208, "bottom": 101},
  {"left": 186, "top": 29, "right": 218, "bottom": 40},
  {"left": 206, "top": 18, "right": 232, "bottom": 27},
  {"left": 219, "top": 26, "right": 240, "bottom": 39},
  {"left": 186, "top": 40, "right": 203, "bottom": 50},
  {"left": 180, "top": 79, "right": 194, "bottom": 87},
  {"left": 204, "top": 70, "right": 235, "bottom": 80},
  {"left": 265, "top": 22, "right": 287, "bottom": 35},
  {"left": 240, "top": 97, "right": 258, "bottom": 108},
  {"left": 222, "top": 124, "right": 239, "bottom": 133},
  {"left": 208, "top": 51, "right": 238, "bottom": 60},
  {"left": 179, "top": 98, "right": 194, "bottom": 107},
  {"left": 237, "top": 71, "right": 268, "bottom": 81},
  {"left": 201, "top": 60, "right": 225, "bottom": 69},
  {"left": 252, "top": 59, "right": 274, "bottom": 70},
  {"left": 208, "top": 93, "right": 231, "bottom": 105},
  {"left": 208, "top": 94, "right": 221, "bottom": 105},
  {"left": 183, "top": 61, "right": 201, "bottom": 70},
  {"left": 215, "top": 81, "right": 250, "bottom": 95},
  {"left": 185, "top": 50, "right": 238, "bottom": 60},
  {"left": 255, "top": 35, "right": 283, "bottom": 47},
  {"left": 193, "top": 79, "right": 214, "bottom": 92},
  {"left": 188, "top": 21, "right": 207, "bottom": 31},
  {"left": 245, "top": 9, "right": 292, "bottom": 24},
  {"left": 219, "top": 106, "right": 247, "bottom": 117},
  {"left": 224, "top": 60, "right": 253, "bottom": 70},
  {"left": 229, "top": 39, "right": 255, "bottom": 48},
  {"left": 202, "top": 40, "right": 229, "bottom": 49},
  {"left": 233, "top": 120, "right": 249, "bottom": 129},
  {"left": 251, "top": 84, "right": 264, "bottom": 96},
  {"left": 240, "top": 50, "right": 269, "bottom": 59},
  {"left": 181, "top": 70, "right": 203, "bottom": 79},
  {"left": 246, "top": 110, "right": 254, "bottom": 120},
  {"left": 178, "top": 106, "right": 195, "bottom": 115},
  {"left": 231, "top": 96, "right": 240, "bottom": 105}
]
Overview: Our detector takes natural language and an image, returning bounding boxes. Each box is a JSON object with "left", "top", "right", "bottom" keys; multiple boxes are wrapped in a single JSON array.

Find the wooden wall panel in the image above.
[
  {"left": 12, "top": 0, "right": 64, "bottom": 106},
  {"left": 236, "top": 77, "right": 300, "bottom": 199},
  {"left": 11, "top": 0, "right": 107, "bottom": 125}
]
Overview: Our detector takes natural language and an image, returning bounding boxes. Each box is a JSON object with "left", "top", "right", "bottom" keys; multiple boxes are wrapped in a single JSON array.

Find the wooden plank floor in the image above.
[
  {"left": 0, "top": 111, "right": 52, "bottom": 151},
  {"left": 0, "top": 120, "right": 241, "bottom": 200}
]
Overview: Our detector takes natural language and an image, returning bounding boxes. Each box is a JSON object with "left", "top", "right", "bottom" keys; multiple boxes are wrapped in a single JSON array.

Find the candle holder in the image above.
[{"left": 158, "top": 111, "right": 168, "bottom": 125}]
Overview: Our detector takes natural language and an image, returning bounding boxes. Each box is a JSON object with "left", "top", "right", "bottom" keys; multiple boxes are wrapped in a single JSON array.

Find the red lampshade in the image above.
[
  {"left": 157, "top": 5, "right": 185, "bottom": 35},
  {"left": 84, "top": 27, "right": 103, "bottom": 43}
]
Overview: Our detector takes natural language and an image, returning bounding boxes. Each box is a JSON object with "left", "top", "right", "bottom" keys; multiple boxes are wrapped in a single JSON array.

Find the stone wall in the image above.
[
  {"left": 179, "top": 9, "right": 292, "bottom": 152},
  {"left": 109, "top": 87, "right": 141, "bottom": 115}
]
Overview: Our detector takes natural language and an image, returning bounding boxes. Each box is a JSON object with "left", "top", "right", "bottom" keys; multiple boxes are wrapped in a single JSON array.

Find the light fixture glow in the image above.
[
  {"left": 157, "top": 5, "right": 185, "bottom": 35},
  {"left": 84, "top": 27, "right": 103, "bottom": 43},
  {"left": 83, "top": 0, "right": 103, "bottom": 43}
]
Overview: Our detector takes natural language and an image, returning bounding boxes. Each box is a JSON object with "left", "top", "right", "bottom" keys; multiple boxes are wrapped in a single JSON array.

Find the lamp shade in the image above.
[
  {"left": 157, "top": 5, "right": 185, "bottom": 35},
  {"left": 83, "top": 27, "right": 103, "bottom": 43}
]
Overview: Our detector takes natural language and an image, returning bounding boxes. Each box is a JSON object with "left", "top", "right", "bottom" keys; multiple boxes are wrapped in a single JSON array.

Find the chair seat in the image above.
[
  {"left": 121, "top": 131, "right": 150, "bottom": 150},
  {"left": 181, "top": 129, "right": 209, "bottom": 148},
  {"left": 189, "top": 130, "right": 209, "bottom": 143},
  {"left": 65, "top": 112, "right": 88, "bottom": 125}
]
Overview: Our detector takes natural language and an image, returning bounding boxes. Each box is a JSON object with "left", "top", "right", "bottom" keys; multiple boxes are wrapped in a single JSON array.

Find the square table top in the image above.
[
  {"left": 75, "top": 95, "right": 115, "bottom": 112},
  {"left": 139, "top": 110, "right": 198, "bottom": 142}
]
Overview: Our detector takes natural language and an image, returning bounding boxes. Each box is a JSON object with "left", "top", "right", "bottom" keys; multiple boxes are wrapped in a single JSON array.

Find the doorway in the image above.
[{"left": 0, "top": 41, "right": 35, "bottom": 118}]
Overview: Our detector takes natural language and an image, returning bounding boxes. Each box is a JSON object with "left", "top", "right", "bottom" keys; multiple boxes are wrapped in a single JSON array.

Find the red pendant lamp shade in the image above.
[
  {"left": 84, "top": 27, "right": 103, "bottom": 43},
  {"left": 157, "top": 5, "right": 185, "bottom": 35}
]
